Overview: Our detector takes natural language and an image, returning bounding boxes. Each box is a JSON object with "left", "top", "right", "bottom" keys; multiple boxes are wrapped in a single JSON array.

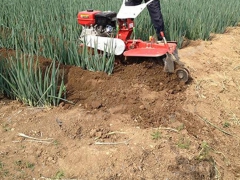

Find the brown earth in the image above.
[{"left": 0, "top": 26, "right": 240, "bottom": 180}]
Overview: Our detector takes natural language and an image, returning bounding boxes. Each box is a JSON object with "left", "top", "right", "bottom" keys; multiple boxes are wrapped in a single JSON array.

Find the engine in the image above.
[{"left": 77, "top": 10, "right": 117, "bottom": 37}]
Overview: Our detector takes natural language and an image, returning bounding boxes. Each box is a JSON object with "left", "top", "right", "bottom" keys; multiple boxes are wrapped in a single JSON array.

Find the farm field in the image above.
[
  {"left": 0, "top": 26, "right": 240, "bottom": 179},
  {"left": 1, "top": 0, "right": 240, "bottom": 179}
]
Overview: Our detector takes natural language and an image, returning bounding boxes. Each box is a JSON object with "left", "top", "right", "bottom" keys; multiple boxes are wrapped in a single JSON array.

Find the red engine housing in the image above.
[{"left": 77, "top": 10, "right": 101, "bottom": 26}]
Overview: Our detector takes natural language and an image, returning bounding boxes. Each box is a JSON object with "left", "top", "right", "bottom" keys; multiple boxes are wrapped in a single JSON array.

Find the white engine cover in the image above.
[{"left": 81, "top": 35, "right": 125, "bottom": 56}]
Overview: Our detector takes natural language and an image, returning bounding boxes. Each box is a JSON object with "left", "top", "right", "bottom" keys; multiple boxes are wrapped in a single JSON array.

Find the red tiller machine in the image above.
[{"left": 77, "top": 0, "right": 189, "bottom": 82}]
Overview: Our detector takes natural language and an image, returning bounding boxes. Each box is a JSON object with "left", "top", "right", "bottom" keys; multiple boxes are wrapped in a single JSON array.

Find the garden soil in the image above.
[{"left": 0, "top": 26, "right": 240, "bottom": 179}]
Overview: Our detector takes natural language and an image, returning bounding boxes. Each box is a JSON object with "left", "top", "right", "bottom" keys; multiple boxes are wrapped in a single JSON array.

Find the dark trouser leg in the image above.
[
  {"left": 125, "top": 0, "right": 142, "bottom": 6},
  {"left": 145, "top": 0, "right": 164, "bottom": 40}
]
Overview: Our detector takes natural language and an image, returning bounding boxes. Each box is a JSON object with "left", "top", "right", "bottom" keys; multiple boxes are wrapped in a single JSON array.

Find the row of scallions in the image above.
[
  {"left": 0, "top": 0, "right": 240, "bottom": 81},
  {"left": 0, "top": 50, "right": 67, "bottom": 107},
  {"left": 0, "top": 0, "right": 118, "bottom": 74},
  {"left": 162, "top": 0, "right": 240, "bottom": 47},
  {"left": 1, "top": 0, "right": 240, "bottom": 51},
  {"left": 80, "top": 37, "right": 116, "bottom": 75}
]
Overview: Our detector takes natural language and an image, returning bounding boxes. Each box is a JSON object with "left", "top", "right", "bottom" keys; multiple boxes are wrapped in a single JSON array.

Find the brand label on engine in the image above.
[{"left": 81, "top": 15, "right": 89, "bottom": 19}]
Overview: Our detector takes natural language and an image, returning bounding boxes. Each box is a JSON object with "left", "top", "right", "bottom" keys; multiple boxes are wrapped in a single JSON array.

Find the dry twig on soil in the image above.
[
  {"left": 7, "top": 110, "right": 23, "bottom": 123},
  {"left": 195, "top": 113, "right": 233, "bottom": 136},
  {"left": 94, "top": 138, "right": 132, "bottom": 145},
  {"left": 195, "top": 80, "right": 206, "bottom": 98},
  {"left": 154, "top": 127, "right": 179, "bottom": 133},
  {"left": 17, "top": 133, "right": 54, "bottom": 143},
  {"left": 106, "top": 131, "right": 128, "bottom": 135},
  {"left": 233, "top": 65, "right": 240, "bottom": 70}
]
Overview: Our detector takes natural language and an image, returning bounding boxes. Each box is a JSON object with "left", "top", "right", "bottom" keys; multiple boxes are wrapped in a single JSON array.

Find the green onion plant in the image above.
[{"left": 0, "top": 51, "right": 66, "bottom": 107}]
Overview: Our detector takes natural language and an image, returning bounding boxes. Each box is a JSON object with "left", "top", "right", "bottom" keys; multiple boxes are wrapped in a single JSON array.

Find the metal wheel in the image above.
[{"left": 176, "top": 68, "right": 189, "bottom": 83}]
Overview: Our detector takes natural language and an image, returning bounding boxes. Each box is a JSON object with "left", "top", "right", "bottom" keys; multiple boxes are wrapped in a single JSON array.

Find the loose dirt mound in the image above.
[
  {"left": 0, "top": 26, "right": 240, "bottom": 179},
  {"left": 65, "top": 58, "right": 191, "bottom": 128}
]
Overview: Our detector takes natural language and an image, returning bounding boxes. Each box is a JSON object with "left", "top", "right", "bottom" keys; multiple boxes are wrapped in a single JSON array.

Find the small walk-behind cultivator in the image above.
[{"left": 77, "top": 0, "right": 189, "bottom": 82}]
